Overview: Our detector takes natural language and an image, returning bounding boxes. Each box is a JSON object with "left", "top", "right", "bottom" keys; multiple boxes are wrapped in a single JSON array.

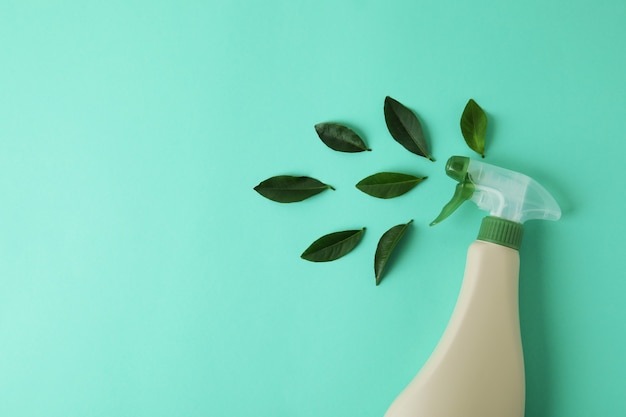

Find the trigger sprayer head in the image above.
[{"left": 431, "top": 156, "right": 561, "bottom": 226}]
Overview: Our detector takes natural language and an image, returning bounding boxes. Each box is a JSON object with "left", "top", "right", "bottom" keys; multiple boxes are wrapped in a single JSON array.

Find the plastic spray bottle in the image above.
[{"left": 383, "top": 156, "right": 561, "bottom": 417}]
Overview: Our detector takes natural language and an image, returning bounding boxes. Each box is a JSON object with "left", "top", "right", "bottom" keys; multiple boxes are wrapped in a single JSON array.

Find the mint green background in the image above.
[{"left": 1, "top": 1, "right": 625, "bottom": 416}]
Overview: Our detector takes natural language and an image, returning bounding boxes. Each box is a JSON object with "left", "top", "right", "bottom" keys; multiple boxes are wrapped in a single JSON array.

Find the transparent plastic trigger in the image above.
[{"left": 431, "top": 156, "right": 561, "bottom": 225}]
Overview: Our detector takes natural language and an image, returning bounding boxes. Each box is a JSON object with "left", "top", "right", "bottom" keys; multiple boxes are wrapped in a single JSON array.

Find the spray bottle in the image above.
[{"left": 384, "top": 156, "right": 561, "bottom": 417}]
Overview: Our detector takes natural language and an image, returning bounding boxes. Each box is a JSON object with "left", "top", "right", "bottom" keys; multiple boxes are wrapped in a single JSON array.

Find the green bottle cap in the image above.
[{"left": 477, "top": 216, "right": 524, "bottom": 250}]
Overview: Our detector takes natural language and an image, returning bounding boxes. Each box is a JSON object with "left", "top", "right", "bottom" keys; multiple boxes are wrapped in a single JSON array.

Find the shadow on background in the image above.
[{"left": 519, "top": 222, "right": 554, "bottom": 417}]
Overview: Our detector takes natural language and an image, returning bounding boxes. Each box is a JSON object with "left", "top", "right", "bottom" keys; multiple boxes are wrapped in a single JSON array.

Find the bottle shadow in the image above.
[{"left": 519, "top": 222, "right": 554, "bottom": 417}]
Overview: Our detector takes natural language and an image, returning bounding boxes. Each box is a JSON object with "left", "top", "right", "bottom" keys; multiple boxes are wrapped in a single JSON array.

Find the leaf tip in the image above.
[{"left": 384, "top": 95, "right": 398, "bottom": 108}]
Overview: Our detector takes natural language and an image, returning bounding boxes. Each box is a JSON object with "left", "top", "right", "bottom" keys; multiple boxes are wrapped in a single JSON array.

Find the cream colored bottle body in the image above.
[{"left": 384, "top": 240, "right": 525, "bottom": 417}]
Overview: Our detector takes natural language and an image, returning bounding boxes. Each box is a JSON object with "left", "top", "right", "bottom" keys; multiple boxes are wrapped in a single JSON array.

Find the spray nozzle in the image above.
[{"left": 431, "top": 156, "right": 561, "bottom": 226}]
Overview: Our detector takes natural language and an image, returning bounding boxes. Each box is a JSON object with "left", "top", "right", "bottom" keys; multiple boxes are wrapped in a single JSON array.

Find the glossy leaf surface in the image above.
[
  {"left": 375, "top": 220, "right": 413, "bottom": 285},
  {"left": 460, "top": 98, "right": 487, "bottom": 157},
  {"left": 314, "top": 122, "right": 371, "bottom": 152},
  {"left": 356, "top": 172, "right": 426, "bottom": 199},
  {"left": 301, "top": 228, "right": 365, "bottom": 262},
  {"left": 254, "top": 175, "right": 334, "bottom": 203},
  {"left": 384, "top": 96, "right": 434, "bottom": 161}
]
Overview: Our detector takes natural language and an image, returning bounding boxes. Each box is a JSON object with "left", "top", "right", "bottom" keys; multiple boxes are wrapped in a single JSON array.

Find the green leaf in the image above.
[
  {"left": 460, "top": 98, "right": 487, "bottom": 158},
  {"left": 384, "top": 96, "right": 434, "bottom": 161},
  {"left": 301, "top": 228, "right": 366, "bottom": 262},
  {"left": 356, "top": 172, "right": 427, "bottom": 199},
  {"left": 314, "top": 122, "right": 371, "bottom": 152},
  {"left": 254, "top": 175, "right": 334, "bottom": 203},
  {"left": 375, "top": 220, "right": 413, "bottom": 285}
]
